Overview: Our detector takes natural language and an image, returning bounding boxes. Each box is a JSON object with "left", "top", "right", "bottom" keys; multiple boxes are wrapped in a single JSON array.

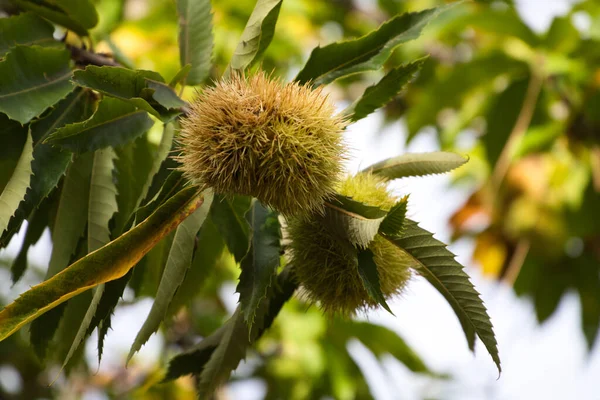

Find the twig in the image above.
[{"left": 67, "top": 44, "right": 120, "bottom": 67}]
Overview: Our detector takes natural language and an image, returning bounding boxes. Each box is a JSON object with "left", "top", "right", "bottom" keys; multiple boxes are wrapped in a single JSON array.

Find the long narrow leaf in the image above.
[
  {"left": 60, "top": 148, "right": 119, "bottom": 368},
  {"left": 29, "top": 153, "right": 93, "bottom": 359},
  {"left": 0, "top": 131, "right": 33, "bottom": 235},
  {"left": 295, "top": 7, "right": 445, "bottom": 86},
  {"left": 237, "top": 201, "right": 281, "bottom": 329},
  {"left": 384, "top": 219, "right": 501, "bottom": 373},
  {"left": 345, "top": 58, "right": 426, "bottom": 122},
  {"left": 362, "top": 152, "right": 468, "bottom": 180},
  {"left": 229, "top": 0, "right": 283, "bottom": 72},
  {"left": 177, "top": 0, "right": 213, "bottom": 85},
  {"left": 128, "top": 189, "right": 214, "bottom": 361},
  {"left": 0, "top": 186, "right": 205, "bottom": 342}
]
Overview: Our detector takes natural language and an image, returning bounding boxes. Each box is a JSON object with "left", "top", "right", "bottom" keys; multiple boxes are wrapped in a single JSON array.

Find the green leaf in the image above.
[
  {"left": 331, "top": 319, "right": 430, "bottom": 373},
  {"left": 346, "top": 58, "right": 426, "bottom": 122},
  {"left": 323, "top": 195, "right": 387, "bottom": 248},
  {"left": 95, "top": 270, "right": 132, "bottom": 363},
  {"left": 46, "top": 97, "right": 154, "bottom": 152},
  {"left": 164, "top": 266, "right": 297, "bottom": 382},
  {"left": 356, "top": 249, "right": 393, "bottom": 314},
  {"left": 128, "top": 189, "right": 214, "bottom": 362},
  {"left": 52, "top": 290, "right": 93, "bottom": 370},
  {"left": 295, "top": 7, "right": 445, "bottom": 86},
  {"left": 237, "top": 201, "right": 281, "bottom": 329},
  {"left": 229, "top": 0, "right": 283, "bottom": 72},
  {"left": 167, "top": 217, "right": 225, "bottom": 317},
  {"left": 72, "top": 66, "right": 185, "bottom": 120},
  {"left": 112, "top": 134, "right": 157, "bottom": 235},
  {"left": 384, "top": 219, "right": 501, "bottom": 373},
  {"left": 378, "top": 196, "right": 408, "bottom": 237},
  {"left": 60, "top": 284, "right": 104, "bottom": 370},
  {"left": 1, "top": 89, "right": 97, "bottom": 249},
  {"left": 59, "top": 148, "right": 120, "bottom": 369},
  {"left": 0, "top": 46, "right": 73, "bottom": 124},
  {"left": 146, "top": 80, "right": 187, "bottom": 110},
  {"left": 29, "top": 153, "right": 93, "bottom": 360},
  {"left": 362, "top": 151, "right": 468, "bottom": 180},
  {"left": 10, "top": 202, "right": 49, "bottom": 283},
  {"left": 0, "top": 13, "right": 59, "bottom": 57},
  {"left": 169, "top": 64, "right": 192, "bottom": 87},
  {"left": 0, "top": 186, "right": 205, "bottom": 342},
  {"left": 88, "top": 148, "right": 118, "bottom": 252},
  {"left": 0, "top": 114, "right": 27, "bottom": 194},
  {"left": 13, "top": 0, "right": 98, "bottom": 36},
  {"left": 176, "top": 0, "right": 213, "bottom": 85},
  {"left": 164, "top": 325, "right": 224, "bottom": 381},
  {"left": 211, "top": 194, "right": 252, "bottom": 263},
  {"left": 136, "top": 123, "right": 175, "bottom": 211},
  {"left": 135, "top": 170, "right": 185, "bottom": 225},
  {"left": 197, "top": 308, "right": 249, "bottom": 396},
  {"left": 0, "top": 130, "right": 33, "bottom": 235}
]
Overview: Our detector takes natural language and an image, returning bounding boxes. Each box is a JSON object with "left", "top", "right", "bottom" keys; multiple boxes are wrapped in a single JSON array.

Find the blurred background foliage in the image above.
[{"left": 1, "top": 0, "right": 600, "bottom": 399}]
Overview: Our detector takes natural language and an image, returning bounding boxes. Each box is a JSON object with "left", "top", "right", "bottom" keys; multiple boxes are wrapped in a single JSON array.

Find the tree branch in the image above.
[{"left": 67, "top": 44, "right": 120, "bottom": 67}]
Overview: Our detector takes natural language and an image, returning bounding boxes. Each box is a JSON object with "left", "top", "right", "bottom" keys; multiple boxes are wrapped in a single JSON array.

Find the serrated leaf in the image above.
[
  {"left": 211, "top": 194, "right": 252, "bottom": 263},
  {"left": 135, "top": 170, "right": 186, "bottom": 225},
  {"left": 197, "top": 308, "right": 248, "bottom": 396},
  {"left": 95, "top": 269, "right": 133, "bottom": 363},
  {"left": 378, "top": 196, "right": 408, "bottom": 237},
  {"left": 295, "top": 7, "right": 446, "bottom": 86},
  {"left": 229, "top": 0, "right": 282, "bottom": 72},
  {"left": 384, "top": 219, "right": 501, "bottom": 373},
  {"left": 0, "top": 13, "right": 59, "bottom": 57},
  {"left": 59, "top": 148, "right": 120, "bottom": 369},
  {"left": 167, "top": 217, "right": 225, "bottom": 317},
  {"left": 128, "top": 189, "right": 214, "bottom": 362},
  {"left": 177, "top": 0, "right": 213, "bottom": 85},
  {"left": 0, "top": 130, "right": 33, "bottom": 235},
  {"left": 136, "top": 123, "right": 175, "bottom": 209},
  {"left": 46, "top": 97, "right": 154, "bottom": 153},
  {"left": 237, "top": 201, "right": 281, "bottom": 329},
  {"left": 0, "top": 46, "right": 72, "bottom": 124},
  {"left": 356, "top": 249, "right": 393, "bottom": 314},
  {"left": 0, "top": 114, "right": 27, "bottom": 194},
  {"left": 164, "top": 265, "right": 297, "bottom": 382},
  {"left": 13, "top": 0, "right": 98, "bottom": 36},
  {"left": 345, "top": 58, "right": 426, "bottom": 122},
  {"left": 29, "top": 153, "right": 93, "bottom": 360},
  {"left": 10, "top": 202, "right": 48, "bottom": 283},
  {"left": 323, "top": 195, "right": 387, "bottom": 248},
  {"left": 362, "top": 151, "right": 468, "bottom": 180},
  {"left": 0, "top": 186, "right": 205, "bottom": 342},
  {"left": 112, "top": 134, "right": 157, "bottom": 235},
  {"left": 72, "top": 66, "right": 184, "bottom": 121},
  {"left": 1, "top": 89, "right": 96, "bottom": 249},
  {"left": 52, "top": 289, "right": 93, "bottom": 370},
  {"left": 88, "top": 148, "right": 118, "bottom": 252}
]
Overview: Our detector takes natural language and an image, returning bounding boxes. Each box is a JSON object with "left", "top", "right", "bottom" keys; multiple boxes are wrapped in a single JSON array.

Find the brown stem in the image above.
[{"left": 67, "top": 44, "right": 120, "bottom": 67}]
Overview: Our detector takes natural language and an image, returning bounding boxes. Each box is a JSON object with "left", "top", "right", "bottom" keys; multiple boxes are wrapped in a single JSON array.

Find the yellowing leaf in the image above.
[
  {"left": 0, "top": 186, "right": 205, "bottom": 342},
  {"left": 0, "top": 130, "right": 32, "bottom": 235}
]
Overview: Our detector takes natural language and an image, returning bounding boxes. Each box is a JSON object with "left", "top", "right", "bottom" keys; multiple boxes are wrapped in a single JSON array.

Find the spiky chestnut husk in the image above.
[
  {"left": 287, "top": 173, "right": 413, "bottom": 315},
  {"left": 177, "top": 72, "right": 347, "bottom": 216}
]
